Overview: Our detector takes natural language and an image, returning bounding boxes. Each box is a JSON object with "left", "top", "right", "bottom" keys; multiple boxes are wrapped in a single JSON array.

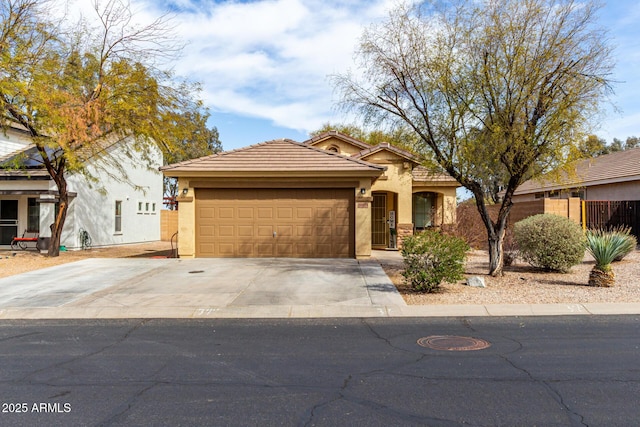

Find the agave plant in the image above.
[
  {"left": 585, "top": 229, "right": 630, "bottom": 287},
  {"left": 609, "top": 226, "right": 638, "bottom": 262}
]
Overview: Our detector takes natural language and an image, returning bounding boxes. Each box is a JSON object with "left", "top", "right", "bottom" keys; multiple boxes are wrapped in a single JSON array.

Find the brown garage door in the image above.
[{"left": 195, "top": 188, "right": 354, "bottom": 258}]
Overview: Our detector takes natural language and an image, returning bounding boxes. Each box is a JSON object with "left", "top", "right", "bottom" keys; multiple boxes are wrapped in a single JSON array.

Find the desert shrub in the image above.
[
  {"left": 513, "top": 214, "right": 586, "bottom": 272},
  {"left": 608, "top": 226, "right": 637, "bottom": 261},
  {"left": 401, "top": 229, "right": 469, "bottom": 293}
]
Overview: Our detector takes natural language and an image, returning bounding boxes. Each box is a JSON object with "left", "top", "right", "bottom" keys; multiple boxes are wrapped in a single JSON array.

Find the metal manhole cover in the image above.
[{"left": 417, "top": 335, "right": 491, "bottom": 351}]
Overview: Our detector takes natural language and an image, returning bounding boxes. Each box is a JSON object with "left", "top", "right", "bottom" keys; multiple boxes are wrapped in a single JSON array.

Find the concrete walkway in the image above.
[{"left": 0, "top": 254, "right": 638, "bottom": 319}]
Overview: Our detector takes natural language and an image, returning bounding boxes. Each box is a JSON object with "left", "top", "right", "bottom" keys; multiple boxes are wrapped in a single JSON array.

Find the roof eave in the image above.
[{"left": 161, "top": 169, "right": 385, "bottom": 179}]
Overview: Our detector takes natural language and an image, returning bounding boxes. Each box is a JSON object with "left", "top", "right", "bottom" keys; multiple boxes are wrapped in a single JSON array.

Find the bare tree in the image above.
[
  {"left": 334, "top": 0, "right": 614, "bottom": 276},
  {"left": 1, "top": 0, "right": 214, "bottom": 256}
]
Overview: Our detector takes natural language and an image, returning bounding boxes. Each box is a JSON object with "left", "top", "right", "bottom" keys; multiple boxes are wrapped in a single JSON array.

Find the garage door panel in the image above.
[
  {"left": 257, "top": 226, "right": 273, "bottom": 237},
  {"left": 276, "top": 225, "right": 293, "bottom": 237},
  {"left": 200, "top": 208, "right": 215, "bottom": 219},
  {"left": 219, "top": 207, "right": 234, "bottom": 219},
  {"left": 237, "top": 226, "right": 253, "bottom": 237},
  {"left": 277, "top": 207, "right": 293, "bottom": 219},
  {"left": 276, "top": 244, "right": 294, "bottom": 257},
  {"left": 237, "top": 242, "right": 254, "bottom": 256},
  {"left": 333, "top": 244, "right": 350, "bottom": 257},
  {"left": 218, "top": 243, "right": 235, "bottom": 256},
  {"left": 199, "top": 225, "right": 215, "bottom": 237},
  {"left": 315, "top": 244, "right": 334, "bottom": 256},
  {"left": 335, "top": 224, "right": 350, "bottom": 234},
  {"left": 256, "top": 243, "right": 274, "bottom": 257},
  {"left": 196, "top": 188, "right": 354, "bottom": 258},
  {"left": 316, "top": 225, "right": 333, "bottom": 237},
  {"left": 238, "top": 208, "right": 254, "bottom": 219},
  {"left": 317, "top": 207, "right": 333, "bottom": 220},
  {"left": 218, "top": 225, "right": 235, "bottom": 237},
  {"left": 258, "top": 207, "right": 273, "bottom": 219},
  {"left": 296, "top": 243, "right": 314, "bottom": 257},
  {"left": 296, "top": 225, "right": 312, "bottom": 237}
]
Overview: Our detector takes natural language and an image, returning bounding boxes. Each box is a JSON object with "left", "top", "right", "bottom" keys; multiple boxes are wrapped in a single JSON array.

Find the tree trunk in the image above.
[
  {"left": 47, "top": 175, "right": 69, "bottom": 257},
  {"left": 488, "top": 230, "right": 505, "bottom": 277}
]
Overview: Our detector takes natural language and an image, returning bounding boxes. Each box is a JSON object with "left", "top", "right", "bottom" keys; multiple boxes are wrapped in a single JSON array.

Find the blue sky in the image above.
[{"left": 109, "top": 0, "right": 640, "bottom": 151}]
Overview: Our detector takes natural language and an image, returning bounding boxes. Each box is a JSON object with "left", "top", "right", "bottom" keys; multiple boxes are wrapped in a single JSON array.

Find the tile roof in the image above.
[
  {"left": 412, "top": 165, "right": 459, "bottom": 184},
  {"left": 515, "top": 147, "right": 640, "bottom": 194},
  {"left": 161, "top": 139, "right": 386, "bottom": 175}
]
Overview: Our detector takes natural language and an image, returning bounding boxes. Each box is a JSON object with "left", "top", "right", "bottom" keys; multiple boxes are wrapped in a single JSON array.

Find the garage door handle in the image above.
[{"left": 273, "top": 231, "right": 277, "bottom": 237}]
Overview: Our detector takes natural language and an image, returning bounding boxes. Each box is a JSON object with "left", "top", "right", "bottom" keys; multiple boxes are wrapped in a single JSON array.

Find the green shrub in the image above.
[
  {"left": 401, "top": 229, "right": 469, "bottom": 293},
  {"left": 513, "top": 214, "right": 586, "bottom": 272}
]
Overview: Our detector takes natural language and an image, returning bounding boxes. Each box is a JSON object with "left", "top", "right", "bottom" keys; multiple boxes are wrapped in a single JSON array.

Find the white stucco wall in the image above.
[
  {"left": 0, "top": 127, "right": 32, "bottom": 157},
  {"left": 59, "top": 139, "right": 163, "bottom": 249}
]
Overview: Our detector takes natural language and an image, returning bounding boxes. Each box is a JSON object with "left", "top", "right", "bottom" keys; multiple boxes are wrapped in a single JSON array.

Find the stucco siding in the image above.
[
  {"left": 370, "top": 160, "right": 414, "bottom": 224},
  {"left": 60, "top": 139, "right": 163, "bottom": 249},
  {"left": 585, "top": 181, "right": 640, "bottom": 200}
]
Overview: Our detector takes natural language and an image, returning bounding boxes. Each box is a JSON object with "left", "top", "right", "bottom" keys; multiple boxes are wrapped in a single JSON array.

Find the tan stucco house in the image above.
[{"left": 161, "top": 131, "right": 459, "bottom": 258}]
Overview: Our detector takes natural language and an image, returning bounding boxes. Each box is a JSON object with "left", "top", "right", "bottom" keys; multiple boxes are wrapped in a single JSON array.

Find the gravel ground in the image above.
[
  {"left": 379, "top": 249, "right": 640, "bottom": 305},
  {"left": 1, "top": 242, "right": 638, "bottom": 306}
]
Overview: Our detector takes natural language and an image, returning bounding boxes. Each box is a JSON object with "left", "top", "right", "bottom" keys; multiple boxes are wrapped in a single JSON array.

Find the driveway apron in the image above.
[{"left": 0, "top": 257, "right": 406, "bottom": 319}]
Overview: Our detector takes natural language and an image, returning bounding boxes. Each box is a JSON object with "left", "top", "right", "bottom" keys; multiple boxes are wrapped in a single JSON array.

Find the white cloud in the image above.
[{"left": 133, "top": 0, "right": 396, "bottom": 132}]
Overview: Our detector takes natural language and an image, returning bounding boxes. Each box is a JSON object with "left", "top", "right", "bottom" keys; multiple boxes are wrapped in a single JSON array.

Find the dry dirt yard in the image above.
[
  {"left": 0, "top": 241, "right": 174, "bottom": 279},
  {"left": 380, "top": 249, "right": 640, "bottom": 305},
  {"left": 1, "top": 242, "right": 638, "bottom": 306}
]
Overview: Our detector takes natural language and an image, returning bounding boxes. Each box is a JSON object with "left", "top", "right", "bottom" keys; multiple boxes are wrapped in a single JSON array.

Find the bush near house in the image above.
[
  {"left": 513, "top": 214, "right": 586, "bottom": 272},
  {"left": 401, "top": 229, "right": 469, "bottom": 293}
]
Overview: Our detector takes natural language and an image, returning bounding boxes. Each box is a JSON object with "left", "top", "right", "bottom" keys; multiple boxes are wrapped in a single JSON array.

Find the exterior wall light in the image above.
[
  {"left": 182, "top": 188, "right": 188, "bottom": 195},
  {"left": 360, "top": 188, "right": 366, "bottom": 195}
]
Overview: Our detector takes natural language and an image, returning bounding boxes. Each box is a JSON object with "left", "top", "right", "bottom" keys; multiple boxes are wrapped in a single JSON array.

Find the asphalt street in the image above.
[{"left": 0, "top": 316, "right": 638, "bottom": 426}]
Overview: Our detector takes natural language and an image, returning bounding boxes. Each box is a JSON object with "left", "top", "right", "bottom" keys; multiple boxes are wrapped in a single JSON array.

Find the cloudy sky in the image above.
[{"left": 80, "top": 0, "right": 640, "bottom": 151}]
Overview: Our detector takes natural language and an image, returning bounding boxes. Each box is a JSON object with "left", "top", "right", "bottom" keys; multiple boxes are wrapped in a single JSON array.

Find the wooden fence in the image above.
[
  {"left": 583, "top": 200, "right": 640, "bottom": 238},
  {"left": 160, "top": 210, "right": 178, "bottom": 241}
]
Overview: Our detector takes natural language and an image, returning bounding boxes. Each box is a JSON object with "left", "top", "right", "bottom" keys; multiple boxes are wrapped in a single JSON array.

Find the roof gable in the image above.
[
  {"left": 516, "top": 148, "right": 640, "bottom": 194},
  {"left": 353, "top": 142, "right": 421, "bottom": 164},
  {"left": 304, "top": 131, "right": 371, "bottom": 151},
  {"left": 161, "top": 139, "right": 386, "bottom": 176}
]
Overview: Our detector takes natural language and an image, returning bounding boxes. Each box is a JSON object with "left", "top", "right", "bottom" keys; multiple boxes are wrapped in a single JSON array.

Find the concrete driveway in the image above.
[{"left": 0, "top": 257, "right": 406, "bottom": 319}]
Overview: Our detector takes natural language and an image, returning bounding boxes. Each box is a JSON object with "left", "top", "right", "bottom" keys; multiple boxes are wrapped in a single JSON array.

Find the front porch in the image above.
[{"left": 0, "top": 191, "right": 70, "bottom": 249}]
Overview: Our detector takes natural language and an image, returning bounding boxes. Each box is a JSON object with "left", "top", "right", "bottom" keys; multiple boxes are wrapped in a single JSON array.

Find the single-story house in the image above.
[
  {"left": 512, "top": 147, "right": 640, "bottom": 202},
  {"left": 0, "top": 125, "right": 163, "bottom": 250},
  {"left": 161, "top": 131, "right": 459, "bottom": 258}
]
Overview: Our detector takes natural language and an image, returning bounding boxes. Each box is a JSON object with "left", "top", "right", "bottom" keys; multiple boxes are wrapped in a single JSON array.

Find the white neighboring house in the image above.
[{"left": 0, "top": 125, "right": 162, "bottom": 250}]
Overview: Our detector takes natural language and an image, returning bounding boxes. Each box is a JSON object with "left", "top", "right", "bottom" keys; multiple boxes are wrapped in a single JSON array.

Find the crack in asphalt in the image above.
[
  {"left": 460, "top": 317, "right": 477, "bottom": 332},
  {"left": 0, "top": 331, "right": 41, "bottom": 342},
  {"left": 500, "top": 353, "right": 588, "bottom": 427},
  {"left": 14, "top": 320, "right": 149, "bottom": 384},
  {"left": 99, "top": 382, "right": 158, "bottom": 426},
  {"left": 98, "top": 362, "right": 170, "bottom": 426},
  {"left": 301, "top": 320, "right": 468, "bottom": 427}
]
